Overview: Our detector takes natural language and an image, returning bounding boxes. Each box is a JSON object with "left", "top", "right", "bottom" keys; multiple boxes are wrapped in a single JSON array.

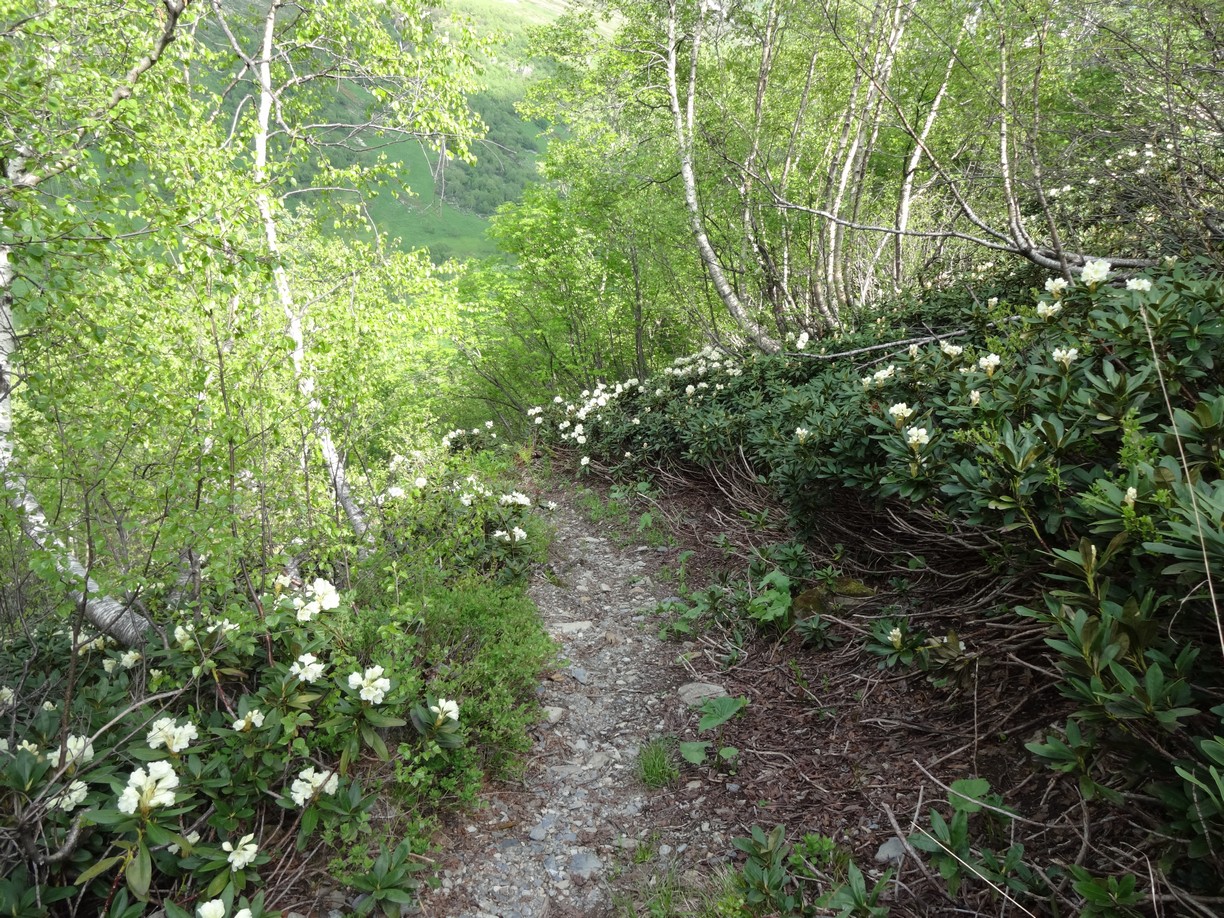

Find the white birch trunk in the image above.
[
  {"left": 252, "top": 2, "right": 369, "bottom": 545},
  {"left": 0, "top": 246, "right": 150, "bottom": 646},
  {"left": 0, "top": 0, "right": 190, "bottom": 648},
  {"left": 666, "top": 0, "right": 780, "bottom": 353}
]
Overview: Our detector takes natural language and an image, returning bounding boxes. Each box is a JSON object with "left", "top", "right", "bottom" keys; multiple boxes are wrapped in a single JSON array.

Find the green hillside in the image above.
[{"left": 337, "top": 0, "right": 565, "bottom": 261}]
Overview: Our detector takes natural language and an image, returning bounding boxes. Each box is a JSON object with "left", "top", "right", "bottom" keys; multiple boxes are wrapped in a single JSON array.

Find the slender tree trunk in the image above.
[
  {"left": 251, "top": 1, "right": 369, "bottom": 546},
  {"left": 0, "top": 250, "right": 151, "bottom": 645},
  {"left": 894, "top": 23, "right": 961, "bottom": 285},
  {"left": 629, "top": 240, "right": 648, "bottom": 379},
  {"left": 665, "top": 0, "right": 780, "bottom": 352},
  {"left": 827, "top": 0, "right": 908, "bottom": 309},
  {"left": 0, "top": 3, "right": 190, "bottom": 646}
]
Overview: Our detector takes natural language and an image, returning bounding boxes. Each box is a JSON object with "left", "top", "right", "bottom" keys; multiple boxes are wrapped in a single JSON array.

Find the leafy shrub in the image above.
[
  {"left": 525, "top": 260, "right": 1224, "bottom": 900},
  {"left": 0, "top": 448, "right": 555, "bottom": 913}
]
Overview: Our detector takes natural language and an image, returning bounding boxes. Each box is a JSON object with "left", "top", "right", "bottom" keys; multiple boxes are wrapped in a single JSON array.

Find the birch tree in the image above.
[
  {"left": 1, "top": 0, "right": 192, "bottom": 645},
  {"left": 205, "top": 0, "right": 484, "bottom": 546}
]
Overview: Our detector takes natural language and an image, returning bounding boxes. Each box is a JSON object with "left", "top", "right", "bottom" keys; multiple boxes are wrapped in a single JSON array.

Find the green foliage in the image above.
[
  {"left": 816, "top": 863, "right": 891, "bottom": 918},
  {"left": 637, "top": 737, "right": 681, "bottom": 789},
  {"left": 865, "top": 618, "right": 926, "bottom": 669},
  {"left": 696, "top": 696, "right": 749, "bottom": 733},
  {"left": 415, "top": 577, "right": 556, "bottom": 775},
  {"left": 529, "top": 263, "right": 1224, "bottom": 900},
  {"left": 732, "top": 824, "right": 799, "bottom": 914},
  {"left": 725, "top": 824, "right": 888, "bottom": 917},
  {"left": 348, "top": 839, "right": 425, "bottom": 916},
  {"left": 678, "top": 696, "right": 747, "bottom": 770}
]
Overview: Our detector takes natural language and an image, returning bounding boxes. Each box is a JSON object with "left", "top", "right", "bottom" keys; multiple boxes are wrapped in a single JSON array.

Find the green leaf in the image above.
[
  {"left": 948, "top": 777, "right": 992, "bottom": 813},
  {"left": 679, "top": 741, "right": 710, "bottom": 765},
  {"left": 74, "top": 854, "right": 124, "bottom": 886},
  {"left": 697, "top": 696, "right": 748, "bottom": 732},
  {"left": 364, "top": 711, "right": 407, "bottom": 729},
  {"left": 126, "top": 844, "right": 151, "bottom": 899}
]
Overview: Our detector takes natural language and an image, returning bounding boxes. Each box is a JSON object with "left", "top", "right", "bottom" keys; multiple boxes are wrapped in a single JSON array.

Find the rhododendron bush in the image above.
[{"left": 528, "top": 261, "right": 1224, "bottom": 900}]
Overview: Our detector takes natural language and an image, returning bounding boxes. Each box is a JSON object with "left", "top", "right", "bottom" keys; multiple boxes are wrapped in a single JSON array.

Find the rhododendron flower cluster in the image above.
[
  {"left": 289, "top": 765, "right": 340, "bottom": 806},
  {"left": 117, "top": 761, "right": 179, "bottom": 814},
  {"left": 348, "top": 665, "right": 391, "bottom": 705},
  {"left": 147, "top": 717, "right": 199, "bottom": 754}
]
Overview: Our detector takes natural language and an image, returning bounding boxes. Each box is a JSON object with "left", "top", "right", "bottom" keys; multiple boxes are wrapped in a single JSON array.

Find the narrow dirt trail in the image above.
[{"left": 419, "top": 492, "right": 741, "bottom": 917}]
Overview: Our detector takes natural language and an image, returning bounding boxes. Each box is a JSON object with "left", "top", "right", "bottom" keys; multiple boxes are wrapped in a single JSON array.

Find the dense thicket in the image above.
[
  {"left": 3, "top": 0, "right": 1223, "bottom": 913},
  {"left": 462, "top": 0, "right": 1222, "bottom": 408},
  {"left": 0, "top": 2, "right": 552, "bottom": 912}
]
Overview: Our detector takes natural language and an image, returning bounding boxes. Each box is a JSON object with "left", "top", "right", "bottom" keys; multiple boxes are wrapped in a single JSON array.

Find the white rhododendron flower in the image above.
[
  {"left": 872, "top": 365, "right": 896, "bottom": 384},
  {"left": 348, "top": 665, "right": 391, "bottom": 705},
  {"left": 117, "top": 761, "right": 179, "bottom": 814},
  {"left": 1036, "top": 301, "right": 1062, "bottom": 320},
  {"left": 310, "top": 578, "right": 341, "bottom": 610},
  {"left": 232, "top": 709, "right": 266, "bottom": 732},
  {"left": 223, "top": 833, "right": 259, "bottom": 871},
  {"left": 978, "top": 354, "right": 1001, "bottom": 376},
  {"left": 795, "top": 427, "right": 809, "bottom": 443},
  {"left": 295, "top": 598, "right": 321, "bottom": 623},
  {"left": 940, "top": 342, "right": 963, "bottom": 358},
  {"left": 795, "top": 331, "right": 809, "bottom": 351},
  {"left": 53, "top": 780, "right": 88, "bottom": 812},
  {"left": 289, "top": 653, "right": 325, "bottom": 683},
  {"left": 120, "top": 650, "right": 141, "bottom": 669},
  {"left": 906, "top": 427, "right": 930, "bottom": 449},
  {"left": 512, "top": 526, "right": 528, "bottom": 542},
  {"left": 580, "top": 457, "right": 590, "bottom": 467},
  {"left": 888, "top": 403, "right": 914, "bottom": 423},
  {"left": 1124, "top": 486, "right": 1138, "bottom": 507},
  {"left": 1044, "top": 277, "right": 1069, "bottom": 296},
  {"left": 970, "top": 390, "right": 982, "bottom": 407},
  {"left": 174, "top": 623, "right": 195, "bottom": 648},
  {"left": 430, "top": 697, "right": 460, "bottom": 725},
  {"left": 147, "top": 718, "right": 198, "bottom": 754},
  {"left": 64, "top": 734, "right": 94, "bottom": 767},
  {"left": 889, "top": 627, "right": 903, "bottom": 650},
  {"left": 290, "top": 765, "right": 340, "bottom": 806},
  {"left": 1126, "top": 278, "right": 1152, "bottom": 292},
  {"left": 1053, "top": 347, "right": 1079, "bottom": 369},
  {"left": 908, "top": 343, "right": 919, "bottom": 357},
  {"left": 17, "top": 740, "right": 40, "bottom": 759},
  {"left": 198, "top": 901, "right": 226, "bottom": 918},
  {"left": 1081, "top": 259, "right": 1111, "bottom": 286},
  {"left": 387, "top": 486, "right": 405, "bottom": 499}
]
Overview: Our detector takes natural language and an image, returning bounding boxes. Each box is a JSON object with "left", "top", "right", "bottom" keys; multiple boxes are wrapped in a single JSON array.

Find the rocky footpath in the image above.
[{"left": 420, "top": 497, "right": 738, "bottom": 917}]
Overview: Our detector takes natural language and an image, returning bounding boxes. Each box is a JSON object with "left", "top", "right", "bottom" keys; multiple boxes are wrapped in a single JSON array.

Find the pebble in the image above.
[
  {"left": 677, "top": 682, "right": 728, "bottom": 706},
  {"left": 875, "top": 836, "right": 907, "bottom": 865}
]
